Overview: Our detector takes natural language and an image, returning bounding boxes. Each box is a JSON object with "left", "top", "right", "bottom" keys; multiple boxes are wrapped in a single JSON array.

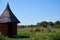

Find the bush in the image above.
[
  {"left": 0, "top": 35, "right": 5, "bottom": 40},
  {"left": 53, "top": 25, "right": 60, "bottom": 28}
]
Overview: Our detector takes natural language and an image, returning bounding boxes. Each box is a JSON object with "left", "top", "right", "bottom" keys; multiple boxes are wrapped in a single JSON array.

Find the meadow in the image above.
[{"left": 1, "top": 27, "right": 60, "bottom": 40}]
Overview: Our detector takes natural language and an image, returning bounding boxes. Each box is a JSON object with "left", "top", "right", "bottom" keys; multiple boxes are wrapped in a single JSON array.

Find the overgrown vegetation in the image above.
[
  {"left": 0, "top": 27, "right": 60, "bottom": 40},
  {"left": 0, "top": 35, "right": 6, "bottom": 40}
]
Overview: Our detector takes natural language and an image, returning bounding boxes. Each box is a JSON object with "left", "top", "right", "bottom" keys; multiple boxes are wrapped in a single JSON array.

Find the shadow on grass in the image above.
[{"left": 8, "top": 35, "right": 30, "bottom": 39}]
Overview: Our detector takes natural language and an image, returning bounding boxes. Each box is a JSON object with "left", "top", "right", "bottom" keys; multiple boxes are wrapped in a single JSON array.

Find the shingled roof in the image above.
[{"left": 0, "top": 3, "right": 20, "bottom": 23}]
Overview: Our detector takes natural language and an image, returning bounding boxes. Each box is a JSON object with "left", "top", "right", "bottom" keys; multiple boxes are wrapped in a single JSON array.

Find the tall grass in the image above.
[{"left": 0, "top": 28, "right": 60, "bottom": 40}]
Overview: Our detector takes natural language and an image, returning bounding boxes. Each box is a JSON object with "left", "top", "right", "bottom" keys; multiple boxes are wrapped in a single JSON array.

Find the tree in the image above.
[
  {"left": 54, "top": 20, "right": 60, "bottom": 25},
  {"left": 48, "top": 22, "right": 54, "bottom": 26},
  {"left": 37, "top": 23, "right": 40, "bottom": 27},
  {"left": 37, "top": 21, "right": 48, "bottom": 27}
]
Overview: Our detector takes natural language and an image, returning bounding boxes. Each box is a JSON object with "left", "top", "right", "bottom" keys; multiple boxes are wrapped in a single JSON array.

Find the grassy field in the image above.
[{"left": 1, "top": 27, "right": 60, "bottom": 40}]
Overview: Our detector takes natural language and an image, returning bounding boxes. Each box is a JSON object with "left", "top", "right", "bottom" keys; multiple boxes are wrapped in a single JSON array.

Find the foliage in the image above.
[
  {"left": 37, "top": 21, "right": 48, "bottom": 27},
  {"left": 0, "top": 35, "right": 6, "bottom": 40},
  {"left": 53, "top": 25, "right": 60, "bottom": 28},
  {"left": 17, "top": 25, "right": 26, "bottom": 28},
  {"left": 48, "top": 22, "right": 54, "bottom": 26},
  {"left": 18, "top": 20, "right": 60, "bottom": 28},
  {"left": 54, "top": 20, "right": 60, "bottom": 25}
]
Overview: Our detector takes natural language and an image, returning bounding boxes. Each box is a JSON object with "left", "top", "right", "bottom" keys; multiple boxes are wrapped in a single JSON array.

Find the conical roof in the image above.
[{"left": 0, "top": 3, "right": 20, "bottom": 23}]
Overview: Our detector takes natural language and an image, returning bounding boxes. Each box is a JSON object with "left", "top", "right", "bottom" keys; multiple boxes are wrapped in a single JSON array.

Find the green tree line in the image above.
[{"left": 18, "top": 20, "right": 60, "bottom": 28}]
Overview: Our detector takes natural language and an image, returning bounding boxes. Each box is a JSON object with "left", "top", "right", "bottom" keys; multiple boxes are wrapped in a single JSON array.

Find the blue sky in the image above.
[{"left": 0, "top": 0, "right": 60, "bottom": 25}]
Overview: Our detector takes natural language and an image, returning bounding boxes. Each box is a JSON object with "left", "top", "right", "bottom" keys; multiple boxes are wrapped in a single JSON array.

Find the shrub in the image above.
[
  {"left": 0, "top": 35, "right": 5, "bottom": 40},
  {"left": 53, "top": 25, "right": 60, "bottom": 28}
]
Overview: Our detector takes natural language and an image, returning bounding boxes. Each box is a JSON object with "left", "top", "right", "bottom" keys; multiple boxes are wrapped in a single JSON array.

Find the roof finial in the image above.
[
  {"left": 7, "top": 2, "right": 9, "bottom": 6},
  {"left": 6, "top": 3, "right": 10, "bottom": 10}
]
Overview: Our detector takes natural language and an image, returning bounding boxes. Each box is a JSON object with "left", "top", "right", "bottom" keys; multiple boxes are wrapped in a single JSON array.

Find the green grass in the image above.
[{"left": 1, "top": 27, "right": 60, "bottom": 40}]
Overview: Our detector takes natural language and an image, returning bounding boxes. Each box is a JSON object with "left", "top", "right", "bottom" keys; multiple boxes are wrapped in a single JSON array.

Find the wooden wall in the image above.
[
  {"left": 0, "top": 23, "right": 8, "bottom": 35},
  {"left": 12, "top": 23, "right": 17, "bottom": 35},
  {"left": 0, "top": 23, "right": 17, "bottom": 36}
]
